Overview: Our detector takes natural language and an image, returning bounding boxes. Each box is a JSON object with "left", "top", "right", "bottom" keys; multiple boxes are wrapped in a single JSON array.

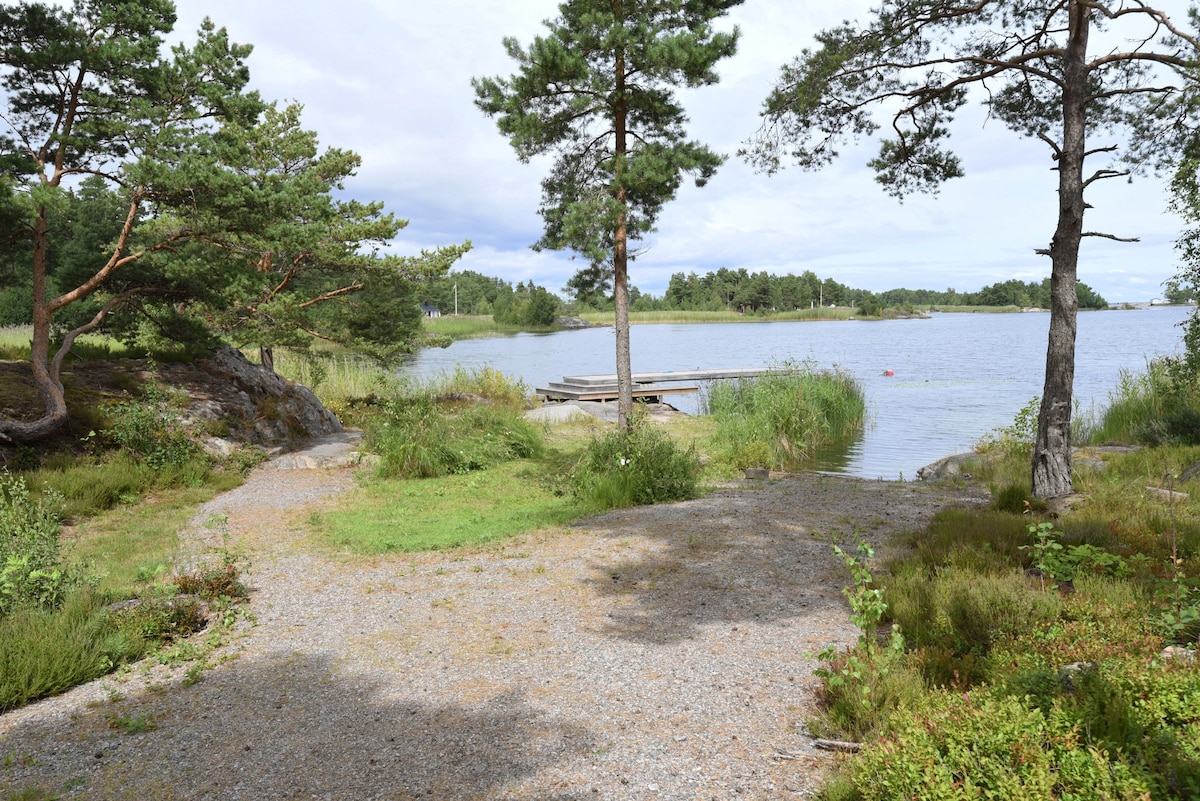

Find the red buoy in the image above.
[{"left": 885, "top": 369, "right": 894, "bottom": 377}]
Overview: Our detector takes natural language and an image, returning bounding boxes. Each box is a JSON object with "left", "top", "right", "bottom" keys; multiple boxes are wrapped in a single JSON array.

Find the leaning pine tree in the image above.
[
  {"left": 743, "top": 1, "right": 1200, "bottom": 498},
  {"left": 474, "top": 0, "right": 743, "bottom": 429}
]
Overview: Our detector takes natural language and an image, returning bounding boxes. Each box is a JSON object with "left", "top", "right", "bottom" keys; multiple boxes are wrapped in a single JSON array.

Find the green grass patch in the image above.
[
  {"left": 315, "top": 460, "right": 580, "bottom": 553},
  {"left": 63, "top": 482, "right": 238, "bottom": 596}
]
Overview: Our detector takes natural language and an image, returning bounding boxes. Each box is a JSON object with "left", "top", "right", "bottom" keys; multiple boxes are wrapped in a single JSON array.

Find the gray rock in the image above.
[
  {"left": 917, "top": 453, "right": 981, "bottom": 481},
  {"left": 159, "top": 347, "right": 342, "bottom": 453},
  {"left": 1161, "top": 646, "right": 1197, "bottom": 665},
  {"left": 1057, "top": 661, "right": 1096, "bottom": 692}
]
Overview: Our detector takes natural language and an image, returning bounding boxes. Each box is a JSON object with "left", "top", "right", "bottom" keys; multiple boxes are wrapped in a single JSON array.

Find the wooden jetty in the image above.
[{"left": 536, "top": 367, "right": 781, "bottom": 404}]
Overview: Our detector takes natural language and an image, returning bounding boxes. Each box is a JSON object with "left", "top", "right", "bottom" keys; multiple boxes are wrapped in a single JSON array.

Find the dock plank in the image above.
[{"left": 558, "top": 367, "right": 781, "bottom": 387}]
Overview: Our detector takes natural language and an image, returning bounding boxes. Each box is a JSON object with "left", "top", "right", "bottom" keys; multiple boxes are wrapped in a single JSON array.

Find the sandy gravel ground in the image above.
[{"left": 0, "top": 447, "right": 987, "bottom": 801}]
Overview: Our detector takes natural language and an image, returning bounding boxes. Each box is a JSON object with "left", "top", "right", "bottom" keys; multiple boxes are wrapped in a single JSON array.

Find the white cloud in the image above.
[{"left": 171, "top": 0, "right": 1194, "bottom": 304}]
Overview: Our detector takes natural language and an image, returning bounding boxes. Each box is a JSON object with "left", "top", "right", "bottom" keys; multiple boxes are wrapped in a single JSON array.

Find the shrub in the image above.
[
  {"left": 885, "top": 565, "right": 1063, "bottom": 658},
  {"left": 569, "top": 420, "right": 701, "bottom": 509},
  {"left": 703, "top": 362, "right": 865, "bottom": 470},
  {"left": 0, "top": 589, "right": 118, "bottom": 711},
  {"left": 976, "top": 395, "right": 1040, "bottom": 457},
  {"left": 102, "top": 378, "right": 204, "bottom": 471},
  {"left": 835, "top": 693, "right": 1154, "bottom": 801},
  {"left": 0, "top": 472, "right": 81, "bottom": 618}
]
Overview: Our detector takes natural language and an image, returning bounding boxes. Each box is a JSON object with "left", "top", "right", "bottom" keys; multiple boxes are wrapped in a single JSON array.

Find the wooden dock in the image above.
[{"left": 536, "top": 367, "right": 781, "bottom": 403}]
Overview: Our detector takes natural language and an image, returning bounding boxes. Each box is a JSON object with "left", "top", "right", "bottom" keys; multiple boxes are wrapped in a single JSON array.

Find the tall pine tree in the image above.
[{"left": 474, "top": 0, "right": 742, "bottom": 428}]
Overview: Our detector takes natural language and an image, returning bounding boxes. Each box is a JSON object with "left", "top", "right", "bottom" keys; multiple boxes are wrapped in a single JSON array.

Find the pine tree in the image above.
[
  {"left": 474, "top": 0, "right": 743, "bottom": 428},
  {"left": 744, "top": 1, "right": 1200, "bottom": 497}
]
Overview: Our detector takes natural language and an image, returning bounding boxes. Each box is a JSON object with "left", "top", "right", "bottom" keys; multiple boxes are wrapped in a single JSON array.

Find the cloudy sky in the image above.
[{"left": 171, "top": 1, "right": 1195, "bottom": 304}]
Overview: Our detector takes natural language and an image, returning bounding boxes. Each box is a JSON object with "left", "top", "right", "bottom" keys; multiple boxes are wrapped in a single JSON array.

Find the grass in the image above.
[
  {"left": 62, "top": 482, "right": 239, "bottom": 595},
  {"left": 702, "top": 364, "right": 866, "bottom": 470},
  {"left": 0, "top": 589, "right": 122, "bottom": 712},
  {"left": 421, "top": 314, "right": 540, "bottom": 340},
  {"left": 313, "top": 460, "right": 581, "bottom": 553}
]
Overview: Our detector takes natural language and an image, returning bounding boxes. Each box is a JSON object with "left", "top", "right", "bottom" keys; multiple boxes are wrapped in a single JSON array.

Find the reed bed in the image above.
[{"left": 701, "top": 364, "right": 866, "bottom": 471}]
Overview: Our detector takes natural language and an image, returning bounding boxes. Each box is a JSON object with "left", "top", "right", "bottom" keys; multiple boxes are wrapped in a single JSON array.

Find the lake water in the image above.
[{"left": 400, "top": 306, "right": 1194, "bottom": 479}]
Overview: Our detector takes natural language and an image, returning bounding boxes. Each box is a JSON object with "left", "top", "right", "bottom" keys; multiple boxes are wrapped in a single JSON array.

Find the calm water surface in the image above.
[{"left": 401, "top": 306, "right": 1193, "bottom": 479}]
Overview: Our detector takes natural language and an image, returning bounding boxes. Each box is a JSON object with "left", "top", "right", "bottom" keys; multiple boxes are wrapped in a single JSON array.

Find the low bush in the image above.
[
  {"left": 886, "top": 564, "right": 1063, "bottom": 658},
  {"left": 0, "top": 589, "right": 122, "bottom": 711},
  {"left": 101, "top": 378, "right": 204, "bottom": 471},
  {"left": 827, "top": 692, "right": 1157, "bottom": 801},
  {"left": 569, "top": 419, "right": 701, "bottom": 509},
  {"left": 0, "top": 472, "right": 82, "bottom": 618}
]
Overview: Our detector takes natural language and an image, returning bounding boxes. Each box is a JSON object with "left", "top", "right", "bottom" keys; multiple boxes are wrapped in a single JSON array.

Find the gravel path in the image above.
[{"left": 0, "top": 442, "right": 987, "bottom": 800}]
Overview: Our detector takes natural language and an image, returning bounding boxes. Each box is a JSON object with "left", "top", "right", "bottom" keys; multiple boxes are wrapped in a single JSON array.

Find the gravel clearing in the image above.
[{"left": 1, "top": 444, "right": 988, "bottom": 800}]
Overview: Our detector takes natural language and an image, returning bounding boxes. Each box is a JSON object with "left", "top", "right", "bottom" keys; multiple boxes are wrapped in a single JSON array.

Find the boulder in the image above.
[
  {"left": 157, "top": 347, "right": 342, "bottom": 454},
  {"left": 917, "top": 453, "right": 981, "bottom": 481}
]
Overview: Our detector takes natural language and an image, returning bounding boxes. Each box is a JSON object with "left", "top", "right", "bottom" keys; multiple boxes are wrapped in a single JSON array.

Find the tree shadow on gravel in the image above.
[
  {"left": 577, "top": 474, "right": 988, "bottom": 645},
  {"left": 0, "top": 650, "right": 595, "bottom": 801}
]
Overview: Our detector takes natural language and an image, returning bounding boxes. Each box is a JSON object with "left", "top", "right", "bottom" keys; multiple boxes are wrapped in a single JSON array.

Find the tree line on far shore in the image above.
[{"left": 410, "top": 267, "right": 1109, "bottom": 321}]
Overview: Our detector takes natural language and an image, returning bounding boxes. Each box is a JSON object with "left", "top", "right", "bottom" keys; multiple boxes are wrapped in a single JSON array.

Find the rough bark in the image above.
[
  {"left": 1031, "top": 3, "right": 1088, "bottom": 499},
  {"left": 613, "top": 39, "right": 634, "bottom": 431},
  {"left": 1, "top": 205, "right": 69, "bottom": 444}
]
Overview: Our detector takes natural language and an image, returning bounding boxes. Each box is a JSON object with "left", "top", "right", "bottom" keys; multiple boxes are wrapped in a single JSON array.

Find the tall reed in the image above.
[
  {"left": 1083, "top": 360, "right": 1195, "bottom": 445},
  {"left": 702, "top": 364, "right": 866, "bottom": 470}
]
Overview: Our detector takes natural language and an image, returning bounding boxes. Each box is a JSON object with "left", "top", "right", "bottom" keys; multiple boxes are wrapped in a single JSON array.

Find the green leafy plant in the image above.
[
  {"left": 976, "top": 396, "right": 1040, "bottom": 457},
  {"left": 0, "top": 472, "right": 80, "bottom": 618},
  {"left": 568, "top": 418, "right": 701, "bottom": 509},
  {"left": 812, "top": 540, "right": 913, "bottom": 740},
  {"left": 1020, "top": 520, "right": 1066, "bottom": 588},
  {"left": 102, "top": 378, "right": 203, "bottom": 472}
]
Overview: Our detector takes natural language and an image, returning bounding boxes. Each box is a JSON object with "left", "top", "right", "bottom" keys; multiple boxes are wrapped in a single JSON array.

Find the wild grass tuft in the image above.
[
  {"left": 568, "top": 418, "right": 702, "bottom": 510},
  {"left": 1069, "top": 360, "right": 1200, "bottom": 448},
  {"left": 363, "top": 371, "right": 543, "bottom": 479},
  {"left": 702, "top": 363, "right": 865, "bottom": 470},
  {"left": 0, "top": 588, "right": 120, "bottom": 711}
]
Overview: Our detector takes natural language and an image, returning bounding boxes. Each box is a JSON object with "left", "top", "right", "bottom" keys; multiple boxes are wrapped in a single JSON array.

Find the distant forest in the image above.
[{"left": 419, "top": 267, "right": 1110, "bottom": 319}]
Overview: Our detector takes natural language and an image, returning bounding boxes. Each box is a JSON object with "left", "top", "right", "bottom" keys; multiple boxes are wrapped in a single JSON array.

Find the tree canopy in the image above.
[
  {"left": 474, "top": 0, "right": 743, "bottom": 428},
  {"left": 744, "top": 0, "right": 1200, "bottom": 498},
  {"left": 0, "top": 0, "right": 464, "bottom": 443}
]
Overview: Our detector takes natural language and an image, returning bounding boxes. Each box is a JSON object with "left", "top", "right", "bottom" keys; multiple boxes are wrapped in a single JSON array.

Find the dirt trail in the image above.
[{"left": 0, "top": 444, "right": 989, "bottom": 801}]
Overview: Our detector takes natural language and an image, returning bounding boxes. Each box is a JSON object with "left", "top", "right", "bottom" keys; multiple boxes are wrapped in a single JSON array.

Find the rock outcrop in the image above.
[{"left": 156, "top": 347, "right": 342, "bottom": 455}]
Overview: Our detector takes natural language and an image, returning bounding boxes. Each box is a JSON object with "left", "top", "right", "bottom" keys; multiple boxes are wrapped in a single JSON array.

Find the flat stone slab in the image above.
[{"left": 265, "top": 431, "right": 365, "bottom": 470}]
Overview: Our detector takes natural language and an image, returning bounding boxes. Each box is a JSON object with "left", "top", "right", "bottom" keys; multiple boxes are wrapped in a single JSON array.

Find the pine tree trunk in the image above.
[
  {"left": 1032, "top": 2, "right": 1089, "bottom": 499},
  {"left": 612, "top": 39, "right": 634, "bottom": 431},
  {"left": 0, "top": 208, "right": 69, "bottom": 444}
]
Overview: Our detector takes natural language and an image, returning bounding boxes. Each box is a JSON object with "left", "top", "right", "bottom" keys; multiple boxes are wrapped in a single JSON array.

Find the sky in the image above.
[{"left": 169, "top": 1, "right": 1197, "bottom": 304}]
